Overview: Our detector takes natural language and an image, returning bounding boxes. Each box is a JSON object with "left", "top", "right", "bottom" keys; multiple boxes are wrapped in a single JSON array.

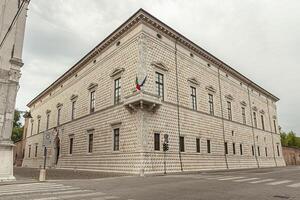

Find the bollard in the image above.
[{"left": 39, "top": 169, "right": 46, "bottom": 182}]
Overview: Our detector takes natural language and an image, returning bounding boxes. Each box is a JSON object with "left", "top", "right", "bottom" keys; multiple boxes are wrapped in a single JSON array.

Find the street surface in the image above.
[{"left": 0, "top": 166, "right": 299, "bottom": 200}]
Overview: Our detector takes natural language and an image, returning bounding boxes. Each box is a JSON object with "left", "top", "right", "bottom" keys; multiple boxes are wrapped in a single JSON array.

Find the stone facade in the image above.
[
  {"left": 22, "top": 9, "right": 285, "bottom": 175},
  {"left": 282, "top": 147, "right": 300, "bottom": 166},
  {"left": 0, "top": 0, "right": 29, "bottom": 180}
]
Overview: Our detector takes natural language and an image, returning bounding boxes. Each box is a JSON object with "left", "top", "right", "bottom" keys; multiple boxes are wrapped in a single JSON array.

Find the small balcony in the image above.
[{"left": 124, "top": 91, "right": 162, "bottom": 113}]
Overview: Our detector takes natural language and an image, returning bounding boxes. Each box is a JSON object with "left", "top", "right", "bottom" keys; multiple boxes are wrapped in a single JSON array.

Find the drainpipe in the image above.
[
  {"left": 217, "top": 68, "right": 229, "bottom": 169},
  {"left": 174, "top": 38, "right": 183, "bottom": 172},
  {"left": 247, "top": 85, "right": 260, "bottom": 168}
]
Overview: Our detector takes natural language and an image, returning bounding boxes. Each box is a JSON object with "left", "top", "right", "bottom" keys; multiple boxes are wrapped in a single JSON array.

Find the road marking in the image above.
[
  {"left": 218, "top": 177, "right": 245, "bottom": 181},
  {"left": 0, "top": 184, "right": 69, "bottom": 193},
  {"left": 0, "top": 187, "right": 79, "bottom": 196},
  {"left": 250, "top": 179, "right": 275, "bottom": 184},
  {"left": 205, "top": 176, "right": 232, "bottom": 180},
  {"left": 266, "top": 180, "right": 292, "bottom": 186},
  {"left": 234, "top": 178, "right": 259, "bottom": 182},
  {"left": 287, "top": 182, "right": 300, "bottom": 188},
  {"left": 32, "top": 189, "right": 92, "bottom": 196},
  {"left": 32, "top": 192, "right": 107, "bottom": 200}
]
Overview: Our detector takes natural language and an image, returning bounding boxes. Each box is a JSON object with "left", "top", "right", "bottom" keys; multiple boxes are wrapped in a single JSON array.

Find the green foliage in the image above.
[
  {"left": 280, "top": 130, "right": 300, "bottom": 148},
  {"left": 11, "top": 109, "right": 23, "bottom": 143}
]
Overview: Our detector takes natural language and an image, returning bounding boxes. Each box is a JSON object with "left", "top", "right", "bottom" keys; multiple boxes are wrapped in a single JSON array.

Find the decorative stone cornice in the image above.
[
  {"left": 151, "top": 61, "right": 169, "bottom": 72},
  {"left": 206, "top": 85, "right": 216, "bottom": 93},
  {"left": 260, "top": 109, "right": 265, "bottom": 114},
  {"left": 187, "top": 77, "right": 200, "bottom": 86},
  {"left": 240, "top": 101, "right": 247, "bottom": 107},
  {"left": 56, "top": 103, "right": 63, "bottom": 108},
  {"left": 70, "top": 94, "right": 78, "bottom": 101},
  {"left": 110, "top": 67, "right": 125, "bottom": 77},
  {"left": 273, "top": 115, "right": 277, "bottom": 120},
  {"left": 46, "top": 109, "right": 51, "bottom": 114},
  {"left": 225, "top": 94, "right": 234, "bottom": 101},
  {"left": 252, "top": 106, "right": 258, "bottom": 112},
  {"left": 87, "top": 83, "right": 98, "bottom": 90},
  {"left": 9, "top": 57, "right": 24, "bottom": 67}
]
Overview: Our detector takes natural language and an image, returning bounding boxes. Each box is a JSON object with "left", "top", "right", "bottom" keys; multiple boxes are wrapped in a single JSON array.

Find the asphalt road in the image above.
[{"left": 1, "top": 166, "right": 300, "bottom": 200}]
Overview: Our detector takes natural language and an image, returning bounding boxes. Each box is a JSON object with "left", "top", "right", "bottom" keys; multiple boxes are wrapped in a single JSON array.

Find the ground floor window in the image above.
[
  {"left": 28, "top": 145, "right": 31, "bottom": 158},
  {"left": 232, "top": 143, "right": 236, "bottom": 155},
  {"left": 207, "top": 140, "right": 211, "bottom": 153},
  {"left": 265, "top": 147, "right": 268, "bottom": 157},
  {"left": 224, "top": 142, "right": 228, "bottom": 154},
  {"left": 88, "top": 132, "right": 94, "bottom": 153},
  {"left": 252, "top": 145, "right": 255, "bottom": 156},
  {"left": 257, "top": 146, "right": 260, "bottom": 156},
  {"left": 240, "top": 144, "right": 243, "bottom": 155},
  {"left": 69, "top": 137, "right": 74, "bottom": 155},
  {"left": 154, "top": 133, "right": 160, "bottom": 151},
  {"left": 113, "top": 128, "right": 120, "bottom": 151},
  {"left": 35, "top": 145, "right": 38, "bottom": 157},
  {"left": 180, "top": 136, "right": 185, "bottom": 152},
  {"left": 277, "top": 144, "right": 280, "bottom": 156},
  {"left": 196, "top": 138, "right": 200, "bottom": 153}
]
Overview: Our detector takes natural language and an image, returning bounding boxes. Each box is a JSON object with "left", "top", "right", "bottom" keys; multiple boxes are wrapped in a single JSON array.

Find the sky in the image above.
[{"left": 17, "top": 0, "right": 300, "bottom": 135}]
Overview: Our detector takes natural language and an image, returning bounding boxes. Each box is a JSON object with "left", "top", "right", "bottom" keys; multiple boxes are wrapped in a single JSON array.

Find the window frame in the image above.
[
  {"left": 71, "top": 100, "right": 76, "bottom": 120},
  {"left": 207, "top": 139, "right": 211, "bottom": 154},
  {"left": 57, "top": 107, "right": 61, "bottom": 126},
  {"left": 253, "top": 112, "right": 257, "bottom": 128},
  {"left": 37, "top": 118, "right": 41, "bottom": 134},
  {"left": 224, "top": 142, "right": 228, "bottom": 155},
  {"left": 232, "top": 142, "right": 236, "bottom": 155},
  {"left": 240, "top": 144, "right": 243, "bottom": 155},
  {"left": 90, "top": 90, "right": 96, "bottom": 113},
  {"left": 113, "top": 128, "right": 120, "bottom": 151},
  {"left": 208, "top": 94, "right": 214, "bottom": 115},
  {"left": 114, "top": 77, "right": 121, "bottom": 105},
  {"left": 69, "top": 136, "right": 74, "bottom": 155},
  {"left": 179, "top": 136, "right": 185, "bottom": 152},
  {"left": 261, "top": 115, "right": 265, "bottom": 130},
  {"left": 227, "top": 101, "right": 232, "bottom": 121},
  {"left": 46, "top": 113, "right": 50, "bottom": 130},
  {"left": 155, "top": 71, "right": 164, "bottom": 100},
  {"left": 154, "top": 133, "right": 160, "bottom": 151},
  {"left": 242, "top": 107, "right": 246, "bottom": 124},
  {"left": 87, "top": 132, "right": 94, "bottom": 153},
  {"left": 190, "top": 86, "right": 197, "bottom": 110},
  {"left": 34, "top": 144, "right": 38, "bottom": 158},
  {"left": 28, "top": 145, "right": 31, "bottom": 158},
  {"left": 196, "top": 138, "right": 200, "bottom": 153}
]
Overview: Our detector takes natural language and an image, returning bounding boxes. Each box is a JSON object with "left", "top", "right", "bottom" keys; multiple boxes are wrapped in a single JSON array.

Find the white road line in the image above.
[
  {"left": 218, "top": 177, "right": 245, "bottom": 181},
  {"left": 205, "top": 176, "right": 232, "bottom": 180},
  {"left": 266, "top": 180, "right": 292, "bottom": 186},
  {"left": 0, "top": 184, "right": 68, "bottom": 193},
  {"left": 33, "top": 192, "right": 106, "bottom": 200},
  {"left": 287, "top": 182, "right": 300, "bottom": 188},
  {"left": 0, "top": 183, "right": 62, "bottom": 190},
  {"left": 31, "top": 189, "right": 92, "bottom": 196},
  {"left": 0, "top": 187, "right": 79, "bottom": 196},
  {"left": 250, "top": 179, "right": 275, "bottom": 184},
  {"left": 234, "top": 178, "right": 259, "bottom": 182}
]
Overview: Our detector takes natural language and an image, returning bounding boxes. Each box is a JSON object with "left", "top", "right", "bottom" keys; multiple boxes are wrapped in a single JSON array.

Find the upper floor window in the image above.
[
  {"left": 28, "top": 145, "right": 31, "bottom": 158},
  {"left": 154, "top": 133, "right": 160, "bottom": 151},
  {"left": 90, "top": 90, "right": 95, "bottom": 113},
  {"left": 37, "top": 118, "right": 41, "bottom": 134},
  {"left": 209, "top": 94, "right": 214, "bottom": 115},
  {"left": 253, "top": 112, "right": 257, "bottom": 128},
  {"left": 242, "top": 107, "right": 246, "bottom": 124},
  {"left": 30, "top": 120, "right": 34, "bottom": 136},
  {"left": 273, "top": 120, "right": 277, "bottom": 133},
  {"left": 113, "top": 128, "right": 120, "bottom": 151},
  {"left": 190, "top": 86, "right": 197, "bottom": 110},
  {"left": 57, "top": 107, "right": 61, "bottom": 126},
  {"left": 155, "top": 72, "right": 164, "bottom": 99},
  {"left": 46, "top": 112, "right": 50, "bottom": 130},
  {"left": 114, "top": 78, "right": 121, "bottom": 105},
  {"left": 71, "top": 101, "right": 76, "bottom": 120},
  {"left": 261, "top": 115, "right": 265, "bottom": 130},
  {"left": 227, "top": 101, "right": 232, "bottom": 121},
  {"left": 180, "top": 136, "right": 185, "bottom": 152}
]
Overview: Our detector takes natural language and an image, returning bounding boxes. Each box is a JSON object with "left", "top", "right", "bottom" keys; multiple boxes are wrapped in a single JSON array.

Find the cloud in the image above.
[{"left": 17, "top": 0, "right": 300, "bottom": 136}]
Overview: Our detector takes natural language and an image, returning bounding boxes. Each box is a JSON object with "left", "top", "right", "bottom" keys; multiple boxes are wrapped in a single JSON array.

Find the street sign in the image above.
[{"left": 43, "top": 131, "right": 52, "bottom": 147}]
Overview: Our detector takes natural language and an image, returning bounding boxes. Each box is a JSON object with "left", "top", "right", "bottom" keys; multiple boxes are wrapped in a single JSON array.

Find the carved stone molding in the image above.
[
  {"left": 87, "top": 83, "right": 98, "bottom": 90},
  {"left": 151, "top": 61, "right": 169, "bottom": 72},
  {"left": 70, "top": 94, "right": 78, "bottom": 101},
  {"left": 240, "top": 101, "right": 247, "bottom": 107},
  {"left": 206, "top": 85, "right": 216, "bottom": 93},
  {"left": 225, "top": 94, "right": 234, "bottom": 101},
  {"left": 187, "top": 77, "right": 200, "bottom": 86},
  {"left": 110, "top": 67, "right": 125, "bottom": 77},
  {"left": 252, "top": 106, "right": 258, "bottom": 111},
  {"left": 260, "top": 109, "right": 265, "bottom": 114},
  {"left": 46, "top": 109, "right": 51, "bottom": 114},
  {"left": 56, "top": 103, "right": 63, "bottom": 108},
  {"left": 9, "top": 57, "right": 24, "bottom": 67},
  {"left": 8, "top": 69, "right": 21, "bottom": 83}
]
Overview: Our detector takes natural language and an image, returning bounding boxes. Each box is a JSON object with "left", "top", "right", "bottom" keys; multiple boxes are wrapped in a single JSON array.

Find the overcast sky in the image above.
[{"left": 17, "top": 0, "right": 300, "bottom": 135}]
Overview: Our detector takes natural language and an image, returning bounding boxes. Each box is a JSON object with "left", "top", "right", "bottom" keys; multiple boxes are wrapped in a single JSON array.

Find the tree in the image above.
[
  {"left": 11, "top": 109, "right": 23, "bottom": 143},
  {"left": 280, "top": 130, "right": 300, "bottom": 148}
]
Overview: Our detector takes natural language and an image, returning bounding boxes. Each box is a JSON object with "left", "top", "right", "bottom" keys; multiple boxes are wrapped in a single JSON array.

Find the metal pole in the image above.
[{"left": 164, "top": 150, "right": 167, "bottom": 175}]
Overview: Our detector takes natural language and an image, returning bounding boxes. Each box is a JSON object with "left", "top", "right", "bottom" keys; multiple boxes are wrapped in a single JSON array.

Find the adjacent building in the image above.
[
  {"left": 22, "top": 9, "right": 285, "bottom": 175},
  {"left": 0, "top": 0, "right": 30, "bottom": 180}
]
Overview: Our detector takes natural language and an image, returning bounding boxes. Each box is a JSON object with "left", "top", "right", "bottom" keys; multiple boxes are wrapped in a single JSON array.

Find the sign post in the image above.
[{"left": 39, "top": 131, "right": 52, "bottom": 181}]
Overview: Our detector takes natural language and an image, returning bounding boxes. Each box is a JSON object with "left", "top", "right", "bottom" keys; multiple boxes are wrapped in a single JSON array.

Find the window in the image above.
[
  {"left": 35, "top": 145, "right": 38, "bottom": 157},
  {"left": 252, "top": 145, "right": 255, "bottom": 156},
  {"left": 253, "top": 112, "right": 257, "bottom": 128},
  {"left": 224, "top": 142, "right": 228, "bottom": 154},
  {"left": 191, "top": 86, "right": 197, "bottom": 110},
  {"left": 90, "top": 90, "right": 95, "bottom": 113},
  {"left": 155, "top": 72, "right": 164, "bottom": 99},
  {"left": 180, "top": 136, "right": 185, "bottom": 152},
  {"left": 57, "top": 107, "right": 61, "bottom": 126},
  {"left": 274, "top": 120, "right": 277, "bottom": 133},
  {"left": 207, "top": 140, "right": 211, "bottom": 153},
  {"left": 37, "top": 118, "right": 41, "bottom": 134},
  {"left": 71, "top": 101, "right": 76, "bottom": 120},
  {"left": 196, "top": 138, "right": 200, "bottom": 153},
  {"left": 46, "top": 113, "right": 50, "bottom": 130},
  {"left": 240, "top": 144, "right": 243, "bottom": 155},
  {"left": 30, "top": 121, "right": 34, "bottom": 136},
  {"left": 88, "top": 133, "right": 93, "bottom": 153},
  {"left": 113, "top": 128, "right": 120, "bottom": 151},
  {"left": 242, "top": 107, "right": 246, "bottom": 124},
  {"left": 257, "top": 146, "right": 260, "bottom": 156},
  {"left": 277, "top": 144, "right": 280, "bottom": 156},
  {"left": 232, "top": 143, "right": 236, "bottom": 155},
  {"left": 69, "top": 137, "right": 74, "bottom": 155},
  {"left": 261, "top": 115, "right": 265, "bottom": 130},
  {"left": 154, "top": 133, "right": 160, "bottom": 151},
  {"left": 265, "top": 147, "right": 268, "bottom": 157},
  {"left": 227, "top": 101, "right": 232, "bottom": 121},
  {"left": 114, "top": 78, "right": 121, "bottom": 105},
  {"left": 209, "top": 94, "right": 214, "bottom": 115},
  {"left": 28, "top": 145, "right": 31, "bottom": 158}
]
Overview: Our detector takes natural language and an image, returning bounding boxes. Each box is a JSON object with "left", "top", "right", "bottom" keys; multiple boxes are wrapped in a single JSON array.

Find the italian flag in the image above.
[{"left": 135, "top": 76, "right": 147, "bottom": 91}]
